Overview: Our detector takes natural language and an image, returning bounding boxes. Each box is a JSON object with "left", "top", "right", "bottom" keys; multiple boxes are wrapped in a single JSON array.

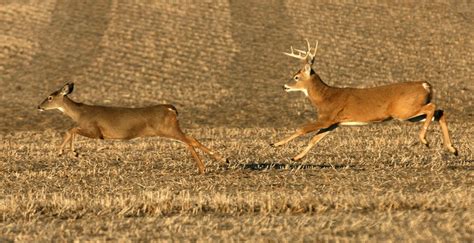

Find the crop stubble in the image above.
[{"left": 1, "top": 1, "right": 473, "bottom": 241}]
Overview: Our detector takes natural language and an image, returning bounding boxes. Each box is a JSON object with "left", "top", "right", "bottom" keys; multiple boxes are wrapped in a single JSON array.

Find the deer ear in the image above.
[
  {"left": 303, "top": 64, "right": 312, "bottom": 76},
  {"left": 60, "top": 83, "right": 74, "bottom": 96}
]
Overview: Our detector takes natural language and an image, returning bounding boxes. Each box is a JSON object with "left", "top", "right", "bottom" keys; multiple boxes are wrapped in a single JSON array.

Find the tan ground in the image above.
[{"left": 1, "top": 1, "right": 473, "bottom": 241}]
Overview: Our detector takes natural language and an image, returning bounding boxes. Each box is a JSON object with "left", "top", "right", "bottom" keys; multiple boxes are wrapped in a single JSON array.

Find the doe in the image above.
[
  {"left": 271, "top": 40, "right": 458, "bottom": 160},
  {"left": 38, "top": 83, "right": 226, "bottom": 174}
]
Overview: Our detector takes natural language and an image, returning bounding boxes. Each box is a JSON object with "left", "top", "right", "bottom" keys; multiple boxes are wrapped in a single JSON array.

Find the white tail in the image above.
[
  {"left": 38, "top": 83, "right": 227, "bottom": 174},
  {"left": 272, "top": 40, "right": 458, "bottom": 160}
]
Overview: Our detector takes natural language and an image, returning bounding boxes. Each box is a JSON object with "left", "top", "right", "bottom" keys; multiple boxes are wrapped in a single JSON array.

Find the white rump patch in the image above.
[
  {"left": 339, "top": 121, "right": 370, "bottom": 126},
  {"left": 422, "top": 83, "right": 431, "bottom": 92}
]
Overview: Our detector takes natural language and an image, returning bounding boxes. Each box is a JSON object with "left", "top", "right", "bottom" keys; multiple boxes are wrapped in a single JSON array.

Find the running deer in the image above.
[
  {"left": 271, "top": 40, "right": 458, "bottom": 160},
  {"left": 37, "top": 83, "right": 226, "bottom": 174}
]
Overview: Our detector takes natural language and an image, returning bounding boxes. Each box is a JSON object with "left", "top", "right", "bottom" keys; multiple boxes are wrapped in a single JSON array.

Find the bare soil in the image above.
[{"left": 1, "top": 1, "right": 473, "bottom": 241}]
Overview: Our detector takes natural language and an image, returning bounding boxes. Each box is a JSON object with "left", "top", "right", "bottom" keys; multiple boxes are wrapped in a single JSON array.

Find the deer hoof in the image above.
[
  {"left": 449, "top": 146, "right": 458, "bottom": 156},
  {"left": 218, "top": 157, "right": 229, "bottom": 164},
  {"left": 419, "top": 137, "right": 429, "bottom": 147},
  {"left": 197, "top": 166, "right": 206, "bottom": 174}
]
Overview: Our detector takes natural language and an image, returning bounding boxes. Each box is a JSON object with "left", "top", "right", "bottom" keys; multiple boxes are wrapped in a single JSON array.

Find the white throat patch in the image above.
[
  {"left": 57, "top": 107, "right": 65, "bottom": 113},
  {"left": 284, "top": 85, "right": 309, "bottom": 97},
  {"left": 302, "top": 89, "right": 308, "bottom": 97}
]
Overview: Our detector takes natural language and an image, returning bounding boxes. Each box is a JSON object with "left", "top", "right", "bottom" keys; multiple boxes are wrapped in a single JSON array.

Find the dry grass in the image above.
[
  {"left": 1, "top": 0, "right": 473, "bottom": 241},
  {"left": 1, "top": 126, "right": 473, "bottom": 241}
]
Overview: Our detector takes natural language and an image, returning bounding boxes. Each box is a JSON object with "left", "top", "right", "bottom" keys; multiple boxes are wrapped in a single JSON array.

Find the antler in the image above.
[{"left": 283, "top": 39, "right": 319, "bottom": 64}]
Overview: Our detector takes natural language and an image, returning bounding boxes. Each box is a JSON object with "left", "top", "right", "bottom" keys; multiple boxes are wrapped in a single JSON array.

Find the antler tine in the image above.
[
  {"left": 283, "top": 40, "right": 319, "bottom": 61},
  {"left": 283, "top": 45, "right": 308, "bottom": 60},
  {"left": 294, "top": 49, "right": 309, "bottom": 57},
  {"left": 303, "top": 39, "right": 316, "bottom": 63},
  {"left": 293, "top": 47, "right": 307, "bottom": 54},
  {"left": 312, "top": 40, "right": 319, "bottom": 57},
  {"left": 305, "top": 39, "right": 311, "bottom": 53}
]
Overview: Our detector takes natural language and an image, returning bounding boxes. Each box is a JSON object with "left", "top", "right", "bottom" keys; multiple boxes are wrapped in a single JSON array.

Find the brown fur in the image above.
[
  {"left": 273, "top": 60, "right": 458, "bottom": 159},
  {"left": 38, "top": 83, "right": 225, "bottom": 174}
]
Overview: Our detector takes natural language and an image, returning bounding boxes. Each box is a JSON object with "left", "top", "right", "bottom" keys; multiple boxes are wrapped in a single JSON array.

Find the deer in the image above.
[
  {"left": 271, "top": 40, "right": 458, "bottom": 160},
  {"left": 37, "top": 83, "right": 226, "bottom": 174}
]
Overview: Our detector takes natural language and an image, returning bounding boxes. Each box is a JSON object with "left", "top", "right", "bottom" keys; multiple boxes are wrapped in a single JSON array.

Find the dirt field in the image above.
[{"left": 1, "top": 0, "right": 473, "bottom": 241}]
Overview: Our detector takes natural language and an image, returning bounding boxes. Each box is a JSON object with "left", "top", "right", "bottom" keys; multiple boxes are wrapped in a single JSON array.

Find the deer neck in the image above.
[
  {"left": 307, "top": 73, "right": 330, "bottom": 106},
  {"left": 61, "top": 96, "right": 83, "bottom": 123}
]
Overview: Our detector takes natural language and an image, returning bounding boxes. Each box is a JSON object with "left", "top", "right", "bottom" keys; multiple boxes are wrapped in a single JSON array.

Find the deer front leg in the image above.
[
  {"left": 59, "top": 127, "right": 79, "bottom": 157},
  {"left": 271, "top": 122, "right": 324, "bottom": 147}
]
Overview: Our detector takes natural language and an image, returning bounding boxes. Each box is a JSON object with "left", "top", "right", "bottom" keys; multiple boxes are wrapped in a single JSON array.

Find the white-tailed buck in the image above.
[
  {"left": 38, "top": 83, "right": 226, "bottom": 174},
  {"left": 271, "top": 40, "right": 458, "bottom": 160}
]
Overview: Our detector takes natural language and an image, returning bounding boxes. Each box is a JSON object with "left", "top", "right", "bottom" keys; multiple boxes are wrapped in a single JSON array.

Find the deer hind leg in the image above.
[
  {"left": 434, "top": 110, "right": 458, "bottom": 155},
  {"left": 185, "top": 143, "right": 206, "bottom": 174},
  {"left": 185, "top": 135, "right": 226, "bottom": 163},
  {"left": 166, "top": 127, "right": 206, "bottom": 174},
  {"left": 159, "top": 115, "right": 206, "bottom": 174},
  {"left": 271, "top": 122, "right": 324, "bottom": 147},
  {"left": 170, "top": 134, "right": 206, "bottom": 174},
  {"left": 417, "top": 103, "right": 436, "bottom": 146}
]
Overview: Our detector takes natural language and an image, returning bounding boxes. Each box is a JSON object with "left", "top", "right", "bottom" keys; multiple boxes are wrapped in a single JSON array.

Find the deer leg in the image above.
[
  {"left": 292, "top": 125, "right": 336, "bottom": 161},
  {"left": 169, "top": 132, "right": 206, "bottom": 174},
  {"left": 185, "top": 135, "right": 226, "bottom": 163},
  {"left": 59, "top": 133, "right": 72, "bottom": 156},
  {"left": 418, "top": 103, "right": 436, "bottom": 146},
  {"left": 185, "top": 143, "right": 206, "bottom": 174},
  {"left": 69, "top": 131, "right": 79, "bottom": 157},
  {"left": 271, "top": 122, "right": 324, "bottom": 147},
  {"left": 162, "top": 117, "right": 206, "bottom": 174},
  {"left": 59, "top": 127, "right": 79, "bottom": 156},
  {"left": 434, "top": 110, "right": 458, "bottom": 155}
]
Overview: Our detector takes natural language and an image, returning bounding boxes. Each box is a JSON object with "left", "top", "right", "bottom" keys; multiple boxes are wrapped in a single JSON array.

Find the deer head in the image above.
[
  {"left": 38, "top": 83, "right": 74, "bottom": 112},
  {"left": 282, "top": 40, "right": 318, "bottom": 96}
]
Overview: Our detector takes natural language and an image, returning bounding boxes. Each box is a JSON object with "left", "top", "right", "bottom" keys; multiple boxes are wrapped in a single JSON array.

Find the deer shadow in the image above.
[{"left": 236, "top": 162, "right": 362, "bottom": 171}]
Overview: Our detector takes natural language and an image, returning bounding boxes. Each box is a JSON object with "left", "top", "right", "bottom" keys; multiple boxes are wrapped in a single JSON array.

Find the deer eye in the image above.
[
  {"left": 294, "top": 76, "right": 299, "bottom": 81},
  {"left": 48, "top": 96, "right": 53, "bottom": 101}
]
